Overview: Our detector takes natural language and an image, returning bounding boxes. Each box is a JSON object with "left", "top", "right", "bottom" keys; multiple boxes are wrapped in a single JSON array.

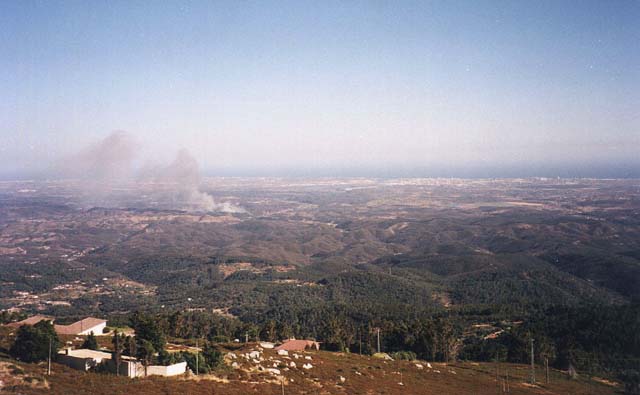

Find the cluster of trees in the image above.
[
  {"left": 6, "top": 313, "right": 222, "bottom": 376},
  {"left": 107, "top": 312, "right": 222, "bottom": 375},
  {"left": 129, "top": 309, "right": 461, "bottom": 361},
  {"left": 459, "top": 304, "right": 640, "bottom": 373},
  {"left": 9, "top": 320, "right": 59, "bottom": 363},
  {"left": 158, "top": 343, "right": 222, "bottom": 374},
  {"left": 120, "top": 300, "right": 638, "bottom": 381},
  {"left": 0, "top": 310, "right": 26, "bottom": 325},
  {"left": 5, "top": 302, "right": 638, "bottom": 390}
]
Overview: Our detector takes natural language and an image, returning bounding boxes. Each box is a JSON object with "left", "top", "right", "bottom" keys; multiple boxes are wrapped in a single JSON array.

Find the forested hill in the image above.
[{"left": 1, "top": 178, "right": 639, "bottom": 383}]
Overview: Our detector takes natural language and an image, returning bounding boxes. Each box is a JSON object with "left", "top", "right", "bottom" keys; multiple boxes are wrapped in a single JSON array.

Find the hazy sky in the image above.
[{"left": 1, "top": 0, "right": 639, "bottom": 178}]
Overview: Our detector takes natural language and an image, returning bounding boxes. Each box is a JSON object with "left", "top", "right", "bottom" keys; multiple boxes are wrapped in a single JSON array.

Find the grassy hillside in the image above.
[{"left": 0, "top": 348, "right": 620, "bottom": 395}]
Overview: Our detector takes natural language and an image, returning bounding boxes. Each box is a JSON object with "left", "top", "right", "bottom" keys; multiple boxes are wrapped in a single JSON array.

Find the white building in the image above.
[
  {"left": 57, "top": 348, "right": 188, "bottom": 378},
  {"left": 57, "top": 349, "right": 113, "bottom": 371},
  {"left": 54, "top": 317, "right": 107, "bottom": 336}
]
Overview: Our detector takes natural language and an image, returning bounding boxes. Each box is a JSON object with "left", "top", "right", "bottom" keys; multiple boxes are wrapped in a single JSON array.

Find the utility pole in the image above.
[
  {"left": 47, "top": 336, "right": 52, "bottom": 376},
  {"left": 359, "top": 330, "right": 362, "bottom": 356},
  {"left": 114, "top": 330, "right": 121, "bottom": 377},
  {"left": 545, "top": 357, "right": 549, "bottom": 384},
  {"left": 529, "top": 337, "right": 535, "bottom": 384},
  {"left": 376, "top": 328, "right": 381, "bottom": 354}
]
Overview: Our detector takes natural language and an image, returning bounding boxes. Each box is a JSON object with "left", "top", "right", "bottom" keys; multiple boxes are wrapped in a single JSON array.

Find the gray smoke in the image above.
[
  {"left": 57, "top": 131, "right": 245, "bottom": 213},
  {"left": 57, "top": 131, "right": 137, "bottom": 181},
  {"left": 141, "top": 149, "right": 245, "bottom": 213}
]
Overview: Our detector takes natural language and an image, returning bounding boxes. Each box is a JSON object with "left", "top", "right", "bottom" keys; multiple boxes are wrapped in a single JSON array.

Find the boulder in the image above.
[
  {"left": 249, "top": 351, "right": 261, "bottom": 359},
  {"left": 267, "top": 368, "right": 281, "bottom": 375}
]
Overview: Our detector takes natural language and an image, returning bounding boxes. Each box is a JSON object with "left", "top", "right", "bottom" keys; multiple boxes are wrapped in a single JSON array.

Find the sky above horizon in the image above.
[{"left": 1, "top": 1, "right": 639, "bottom": 178}]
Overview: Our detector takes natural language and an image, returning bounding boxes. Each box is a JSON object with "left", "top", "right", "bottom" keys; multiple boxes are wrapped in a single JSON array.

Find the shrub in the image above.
[{"left": 390, "top": 351, "right": 417, "bottom": 361}]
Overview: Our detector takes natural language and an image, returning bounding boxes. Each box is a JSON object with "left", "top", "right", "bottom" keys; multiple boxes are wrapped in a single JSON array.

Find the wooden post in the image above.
[
  {"left": 376, "top": 328, "right": 381, "bottom": 354},
  {"left": 545, "top": 357, "right": 549, "bottom": 384},
  {"left": 47, "top": 336, "right": 52, "bottom": 376},
  {"left": 506, "top": 369, "right": 510, "bottom": 393},
  {"left": 529, "top": 337, "right": 535, "bottom": 384},
  {"left": 195, "top": 339, "right": 199, "bottom": 376}
]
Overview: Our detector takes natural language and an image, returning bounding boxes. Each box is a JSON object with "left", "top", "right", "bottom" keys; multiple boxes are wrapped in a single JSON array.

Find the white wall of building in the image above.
[
  {"left": 79, "top": 322, "right": 107, "bottom": 335},
  {"left": 147, "top": 362, "right": 187, "bottom": 377}
]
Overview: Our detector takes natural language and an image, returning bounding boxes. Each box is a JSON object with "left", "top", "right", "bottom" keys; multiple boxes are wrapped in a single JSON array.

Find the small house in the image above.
[
  {"left": 57, "top": 348, "right": 113, "bottom": 371},
  {"left": 58, "top": 348, "right": 187, "bottom": 378},
  {"left": 274, "top": 339, "right": 320, "bottom": 352}
]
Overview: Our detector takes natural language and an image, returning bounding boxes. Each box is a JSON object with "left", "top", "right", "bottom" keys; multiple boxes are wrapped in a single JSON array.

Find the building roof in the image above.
[
  {"left": 6, "top": 315, "right": 53, "bottom": 328},
  {"left": 54, "top": 317, "right": 107, "bottom": 335},
  {"left": 59, "top": 349, "right": 113, "bottom": 360},
  {"left": 274, "top": 339, "right": 320, "bottom": 351}
]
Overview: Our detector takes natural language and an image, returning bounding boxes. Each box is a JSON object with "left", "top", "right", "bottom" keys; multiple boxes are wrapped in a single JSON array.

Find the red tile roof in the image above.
[
  {"left": 6, "top": 315, "right": 53, "bottom": 328},
  {"left": 274, "top": 339, "right": 320, "bottom": 351},
  {"left": 54, "top": 317, "right": 106, "bottom": 335}
]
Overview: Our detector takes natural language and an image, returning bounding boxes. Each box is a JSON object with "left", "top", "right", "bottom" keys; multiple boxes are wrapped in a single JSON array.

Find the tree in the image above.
[
  {"left": 137, "top": 339, "right": 156, "bottom": 376},
  {"left": 10, "top": 320, "right": 60, "bottom": 363},
  {"left": 123, "top": 335, "right": 136, "bottom": 357},
  {"left": 0, "top": 310, "right": 26, "bottom": 325},
  {"left": 130, "top": 312, "right": 165, "bottom": 352},
  {"left": 260, "top": 320, "right": 277, "bottom": 342},
  {"left": 202, "top": 342, "right": 222, "bottom": 370},
  {"left": 82, "top": 331, "right": 98, "bottom": 350},
  {"left": 179, "top": 351, "right": 204, "bottom": 374},
  {"left": 619, "top": 369, "right": 640, "bottom": 395}
]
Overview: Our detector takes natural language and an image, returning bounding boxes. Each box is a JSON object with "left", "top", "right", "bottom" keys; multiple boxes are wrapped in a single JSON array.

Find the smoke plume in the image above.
[
  {"left": 57, "top": 131, "right": 136, "bottom": 181},
  {"left": 141, "top": 149, "right": 245, "bottom": 213},
  {"left": 57, "top": 131, "right": 245, "bottom": 213}
]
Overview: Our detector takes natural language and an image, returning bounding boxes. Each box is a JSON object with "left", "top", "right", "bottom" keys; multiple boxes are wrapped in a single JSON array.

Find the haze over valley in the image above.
[{"left": 1, "top": 1, "right": 639, "bottom": 394}]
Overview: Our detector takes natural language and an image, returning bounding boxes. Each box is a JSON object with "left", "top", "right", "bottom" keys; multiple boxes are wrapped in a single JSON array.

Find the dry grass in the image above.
[
  {"left": 0, "top": 361, "right": 49, "bottom": 392},
  {"left": 1, "top": 345, "right": 618, "bottom": 395}
]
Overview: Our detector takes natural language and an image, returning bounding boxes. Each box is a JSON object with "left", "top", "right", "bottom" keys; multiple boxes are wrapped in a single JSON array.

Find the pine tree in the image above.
[
  {"left": 10, "top": 320, "right": 60, "bottom": 362},
  {"left": 82, "top": 331, "right": 98, "bottom": 350}
]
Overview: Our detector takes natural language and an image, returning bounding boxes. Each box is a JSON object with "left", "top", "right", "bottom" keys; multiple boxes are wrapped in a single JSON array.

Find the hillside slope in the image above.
[{"left": 1, "top": 348, "right": 619, "bottom": 395}]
